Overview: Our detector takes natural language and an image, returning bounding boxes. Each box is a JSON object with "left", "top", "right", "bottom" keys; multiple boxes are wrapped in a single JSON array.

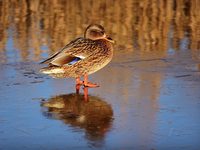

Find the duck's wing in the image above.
[
  {"left": 39, "top": 37, "right": 83, "bottom": 64},
  {"left": 40, "top": 37, "right": 96, "bottom": 66}
]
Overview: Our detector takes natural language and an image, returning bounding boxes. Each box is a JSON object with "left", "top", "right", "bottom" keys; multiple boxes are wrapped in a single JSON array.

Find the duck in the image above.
[{"left": 40, "top": 24, "right": 114, "bottom": 88}]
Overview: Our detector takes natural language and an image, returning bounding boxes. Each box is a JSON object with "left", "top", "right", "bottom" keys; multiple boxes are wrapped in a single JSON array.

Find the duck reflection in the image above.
[{"left": 41, "top": 92, "right": 113, "bottom": 146}]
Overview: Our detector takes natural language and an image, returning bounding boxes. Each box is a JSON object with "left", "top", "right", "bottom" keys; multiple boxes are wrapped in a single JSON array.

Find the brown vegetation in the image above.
[{"left": 0, "top": 0, "right": 199, "bottom": 61}]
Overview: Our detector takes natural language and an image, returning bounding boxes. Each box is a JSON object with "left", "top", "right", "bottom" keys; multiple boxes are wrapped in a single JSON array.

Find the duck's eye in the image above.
[
  {"left": 107, "top": 37, "right": 113, "bottom": 40},
  {"left": 100, "top": 31, "right": 105, "bottom": 35},
  {"left": 90, "top": 30, "right": 104, "bottom": 37}
]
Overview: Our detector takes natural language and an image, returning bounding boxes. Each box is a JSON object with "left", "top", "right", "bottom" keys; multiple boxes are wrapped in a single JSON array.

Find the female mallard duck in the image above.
[{"left": 40, "top": 24, "right": 114, "bottom": 88}]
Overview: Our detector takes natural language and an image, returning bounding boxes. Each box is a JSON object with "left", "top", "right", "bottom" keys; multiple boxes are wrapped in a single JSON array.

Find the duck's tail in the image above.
[
  {"left": 40, "top": 66, "right": 65, "bottom": 74},
  {"left": 39, "top": 51, "right": 61, "bottom": 64}
]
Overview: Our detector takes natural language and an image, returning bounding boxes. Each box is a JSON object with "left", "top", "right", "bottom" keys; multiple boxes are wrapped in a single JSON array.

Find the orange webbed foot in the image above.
[
  {"left": 75, "top": 75, "right": 100, "bottom": 89},
  {"left": 83, "top": 74, "right": 99, "bottom": 88},
  {"left": 83, "top": 82, "right": 99, "bottom": 88}
]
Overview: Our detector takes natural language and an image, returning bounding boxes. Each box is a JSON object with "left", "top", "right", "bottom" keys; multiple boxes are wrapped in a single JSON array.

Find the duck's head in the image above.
[{"left": 84, "top": 24, "right": 114, "bottom": 43}]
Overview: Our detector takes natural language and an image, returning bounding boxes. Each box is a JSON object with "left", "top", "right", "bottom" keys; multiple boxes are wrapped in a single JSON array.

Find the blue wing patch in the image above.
[{"left": 68, "top": 57, "right": 82, "bottom": 65}]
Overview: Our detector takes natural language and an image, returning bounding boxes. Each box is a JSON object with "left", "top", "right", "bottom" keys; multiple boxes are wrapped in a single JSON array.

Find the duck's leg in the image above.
[
  {"left": 76, "top": 77, "right": 83, "bottom": 85},
  {"left": 76, "top": 84, "right": 80, "bottom": 94},
  {"left": 83, "top": 74, "right": 99, "bottom": 88},
  {"left": 83, "top": 87, "right": 89, "bottom": 101},
  {"left": 76, "top": 77, "right": 83, "bottom": 93}
]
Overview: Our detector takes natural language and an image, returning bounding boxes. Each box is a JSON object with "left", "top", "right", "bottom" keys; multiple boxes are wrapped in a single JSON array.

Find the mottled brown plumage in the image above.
[{"left": 40, "top": 24, "right": 114, "bottom": 87}]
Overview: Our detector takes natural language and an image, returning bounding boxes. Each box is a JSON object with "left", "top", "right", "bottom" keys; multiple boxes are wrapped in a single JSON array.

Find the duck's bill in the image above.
[{"left": 105, "top": 36, "right": 115, "bottom": 43}]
